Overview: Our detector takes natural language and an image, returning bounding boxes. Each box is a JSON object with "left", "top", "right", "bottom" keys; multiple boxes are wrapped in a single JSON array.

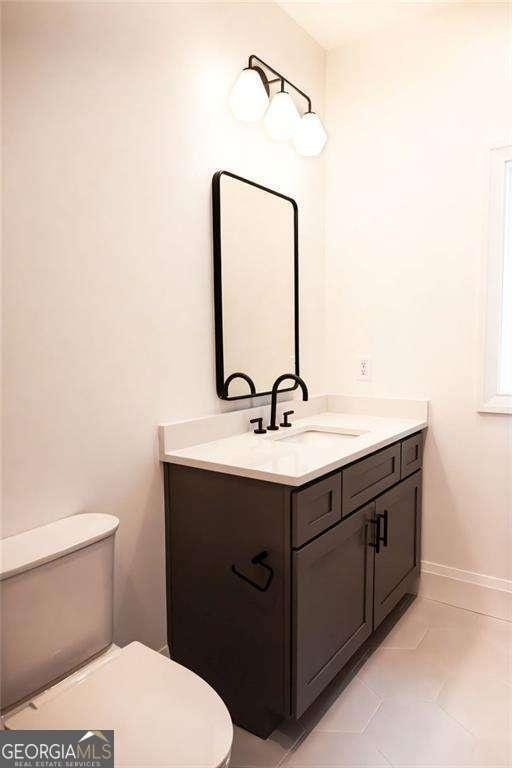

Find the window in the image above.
[
  {"left": 499, "top": 160, "right": 512, "bottom": 395},
  {"left": 480, "top": 146, "right": 512, "bottom": 413}
]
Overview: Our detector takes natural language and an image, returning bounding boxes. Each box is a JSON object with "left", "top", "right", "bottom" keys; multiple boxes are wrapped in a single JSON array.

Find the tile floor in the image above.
[{"left": 229, "top": 597, "right": 512, "bottom": 767}]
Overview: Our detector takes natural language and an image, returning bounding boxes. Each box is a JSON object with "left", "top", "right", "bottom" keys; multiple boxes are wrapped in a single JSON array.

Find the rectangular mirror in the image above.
[{"left": 212, "top": 171, "right": 299, "bottom": 400}]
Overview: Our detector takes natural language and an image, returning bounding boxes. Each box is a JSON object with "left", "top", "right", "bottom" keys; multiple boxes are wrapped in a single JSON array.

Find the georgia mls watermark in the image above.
[{"left": 0, "top": 730, "right": 114, "bottom": 768}]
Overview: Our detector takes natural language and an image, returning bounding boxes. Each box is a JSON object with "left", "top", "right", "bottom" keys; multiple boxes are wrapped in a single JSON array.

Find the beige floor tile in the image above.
[
  {"left": 472, "top": 738, "right": 512, "bottom": 767},
  {"left": 366, "top": 699, "right": 501, "bottom": 766},
  {"left": 455, "top": 635, "right": 511, "bottom": 683},
  {"left": 438, "top": 669, "right": 512, "bottom": 741},
  {"left": 475, "top": 614, "right": 512, "bottom": 655},
  {"left": 408, "top": 598, "right": 482, "bottom": 630},
  {"left": 357, "top": 647, "right": 449, "bottom": 701},
  {"left": 416, "top": 624, "right": 512, "bottom": 686},
  {"left": 315, "top": 679, "right": 382, "bottom": 733},
  {"left": 418, "top": 626, "right": 485, "bottom": 669},
  {"left": 371, "top": 610, "right": 429, "bottom": 650},
  {"left": 229, "top": 725, "right": 294, "bottom": 768},
  {"left": 283, "top": 732, "right": 390, "bottom": 767}
]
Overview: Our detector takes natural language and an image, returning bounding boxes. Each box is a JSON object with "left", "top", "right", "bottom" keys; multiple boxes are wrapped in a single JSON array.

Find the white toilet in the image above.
[{"left": 0, "top": 513, "right": 233, "bottom": 767}]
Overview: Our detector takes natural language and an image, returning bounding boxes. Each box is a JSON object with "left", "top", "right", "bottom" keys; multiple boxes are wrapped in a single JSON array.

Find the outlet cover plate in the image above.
[{"left": 357, "top": 356, "right": 372, "bottom": 382}]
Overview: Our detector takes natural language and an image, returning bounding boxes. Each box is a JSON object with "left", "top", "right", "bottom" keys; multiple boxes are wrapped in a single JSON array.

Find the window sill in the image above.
[{"left": 478, "top": 395, "right": 512, "bottom": 415}]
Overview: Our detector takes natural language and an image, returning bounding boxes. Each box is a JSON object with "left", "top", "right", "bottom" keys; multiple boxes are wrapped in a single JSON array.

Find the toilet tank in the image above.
[{"left": 0, "top": 513, "right": 119, "bottom": 711}]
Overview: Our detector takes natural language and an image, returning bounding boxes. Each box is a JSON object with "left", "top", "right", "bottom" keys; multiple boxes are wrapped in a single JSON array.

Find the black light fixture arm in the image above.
[{"left": 248, "top": 54, "right": 312, "bottom": 113}]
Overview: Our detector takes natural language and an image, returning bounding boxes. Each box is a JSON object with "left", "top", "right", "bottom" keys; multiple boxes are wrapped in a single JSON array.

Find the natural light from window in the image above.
[
  {"left": 499, "top": 160, "right": 512, "bottom": 395},
  {"left": 480, "top": 146, "right": 512, "bottom": 413}
]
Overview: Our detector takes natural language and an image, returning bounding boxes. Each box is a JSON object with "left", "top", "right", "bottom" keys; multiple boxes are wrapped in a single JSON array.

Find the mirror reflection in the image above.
[{"left": 213, "top": 171, "right": 298, "bottom": 400}]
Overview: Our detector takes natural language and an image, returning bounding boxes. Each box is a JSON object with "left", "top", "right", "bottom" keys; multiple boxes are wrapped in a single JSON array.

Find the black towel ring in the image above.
[{"left": 231, "top": 550, "right": 274, "bottom": 592}]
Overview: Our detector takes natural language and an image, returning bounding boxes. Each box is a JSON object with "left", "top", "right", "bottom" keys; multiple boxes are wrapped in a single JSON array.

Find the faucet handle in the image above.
[
  {"left": 280, "top": 410, "right": 294, "bottom": 428},
  {"left": 250, "top": 417, "right": 267, "bottom": 435}
]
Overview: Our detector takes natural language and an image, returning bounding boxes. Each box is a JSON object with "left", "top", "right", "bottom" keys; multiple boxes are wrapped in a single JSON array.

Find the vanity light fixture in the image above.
[
  {"left": 229, "top": 67, "right": 269, "bottom": 122},
  {"left": 293, "top": 111, "right": 328, "bottom": 157},
  {"left": 264, "top": 88, "right": 300, "bottom": 142},
  {"left": 229, "top": 55, "right": 327, "bottom": 156}
]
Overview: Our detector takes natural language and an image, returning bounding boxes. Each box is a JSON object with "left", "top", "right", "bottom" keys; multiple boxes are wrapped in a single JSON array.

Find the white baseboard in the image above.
[{"left": 420, "top": 560, "right": 512, "bottom": 621}]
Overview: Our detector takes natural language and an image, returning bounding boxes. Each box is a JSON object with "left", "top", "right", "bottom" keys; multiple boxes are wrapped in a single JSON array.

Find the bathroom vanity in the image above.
[
  {"left": 161, "top": 398, "right": 427, "bottom": 738},
  {"left": 161, "top": 176, "right": 428, "bottom": 738}
]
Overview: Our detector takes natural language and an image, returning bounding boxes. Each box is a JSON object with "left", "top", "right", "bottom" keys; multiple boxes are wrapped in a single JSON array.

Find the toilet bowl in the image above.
[
  {"left": 4, "top": 642, "right": 232, "bottom": 767},
  {"left": 0, "top": 514, "right": 232, "bottom": 768}
]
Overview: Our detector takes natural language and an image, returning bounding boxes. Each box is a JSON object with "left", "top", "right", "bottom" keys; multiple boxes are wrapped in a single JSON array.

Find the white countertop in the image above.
[{"left": 159, "top": 395, "right": 428, "bottom": 486}]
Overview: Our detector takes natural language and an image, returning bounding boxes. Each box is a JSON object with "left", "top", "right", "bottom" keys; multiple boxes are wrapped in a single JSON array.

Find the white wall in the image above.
[
  {"left": 2, "top": 2, "right": 326, "bottom": 650},
  {"left": 325, "top": 3, "right": 512, "bottom": 585}
]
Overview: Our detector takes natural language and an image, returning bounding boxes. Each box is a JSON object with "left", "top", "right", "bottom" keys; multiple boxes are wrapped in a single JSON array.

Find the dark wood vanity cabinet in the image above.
[{"left": 164, "top": 430, "right": 425, "bottom": 739}]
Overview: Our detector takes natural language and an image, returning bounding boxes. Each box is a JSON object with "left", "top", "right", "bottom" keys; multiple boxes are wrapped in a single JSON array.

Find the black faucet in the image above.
[{"left": 267, "top": 373, "right": 308, "bottom": 431}]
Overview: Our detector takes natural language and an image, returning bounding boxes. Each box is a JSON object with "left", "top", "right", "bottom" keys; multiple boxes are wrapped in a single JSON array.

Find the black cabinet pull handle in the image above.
[
  {"left": 370, "top": 511, "right": 388, "bottom": 554},
  {"left": 379, "top": 510, "right": 389, "bottom": 547},
  {"left": 369, "top": 518, "right": 381, "bottom": 554},
  {"left": 231, "top": 550, "right": 274, "bottom": 592}
]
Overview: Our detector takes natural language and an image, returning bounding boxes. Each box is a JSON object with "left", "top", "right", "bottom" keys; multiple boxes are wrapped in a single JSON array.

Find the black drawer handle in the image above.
[{"left": 231, "top": 550, "right": 274, "bottom": 592}]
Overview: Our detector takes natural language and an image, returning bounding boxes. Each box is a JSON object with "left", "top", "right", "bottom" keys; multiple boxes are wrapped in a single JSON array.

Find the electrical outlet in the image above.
[{"left": 357, "top": 356, "right": 372, "bottom": 382}]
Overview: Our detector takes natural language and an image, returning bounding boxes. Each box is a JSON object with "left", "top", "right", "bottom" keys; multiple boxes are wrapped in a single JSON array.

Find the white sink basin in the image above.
[{"left": 273, "top": 426, "right": 367, "bottom": 446}]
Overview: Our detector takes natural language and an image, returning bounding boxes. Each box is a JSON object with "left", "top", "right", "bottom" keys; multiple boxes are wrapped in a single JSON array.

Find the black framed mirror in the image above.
[{"left": 212, "top": 171, "right": 299, "bottom": 401}]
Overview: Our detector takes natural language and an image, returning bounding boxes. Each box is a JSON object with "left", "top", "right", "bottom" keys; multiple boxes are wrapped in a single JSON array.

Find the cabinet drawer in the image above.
[
  {"left": 401, "top": 432, "right": 423, "bottom": 479},
  {"left": 292, "top": 473, "right": 342, "bottom": 548},
  {"left": 342, "top": 444, "right": 401, "bottom": 516}
]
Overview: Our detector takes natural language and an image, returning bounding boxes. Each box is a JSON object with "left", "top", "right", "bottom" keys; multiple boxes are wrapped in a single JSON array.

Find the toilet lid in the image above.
[{"left": 5, "top": 642, "right": 233, "bottom": 768}]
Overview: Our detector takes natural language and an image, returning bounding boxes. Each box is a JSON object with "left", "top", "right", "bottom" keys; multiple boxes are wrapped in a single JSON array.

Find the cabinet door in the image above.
[
  {"left": 374, "top": 471, "right": 422, "bottom": 629},
  {"left": 293, "top": 503, "right": 375, "bottom": 718}
]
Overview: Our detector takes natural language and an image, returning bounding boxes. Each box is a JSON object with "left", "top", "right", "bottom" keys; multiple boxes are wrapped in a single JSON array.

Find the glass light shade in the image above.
[
  {"left": 263, "top": 91, "right": 301, "bottom": 142},
  {"left": 229, "top": 68, "right": 269, "bottom": 122},
  {"left": 293, "top": 112, "right": 327, "bottom": 157}
]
